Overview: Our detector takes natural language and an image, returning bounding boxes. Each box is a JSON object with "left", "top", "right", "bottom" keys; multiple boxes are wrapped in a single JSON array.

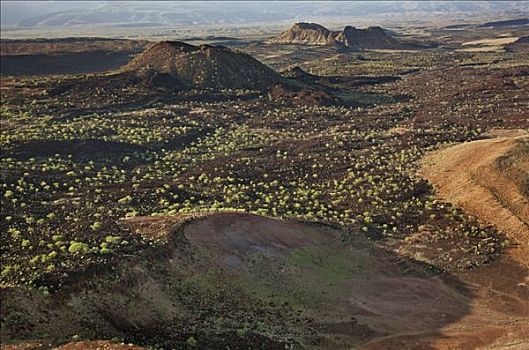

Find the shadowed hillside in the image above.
[{"left": 123, "top": 41, "right": 283, "bottom": 90}]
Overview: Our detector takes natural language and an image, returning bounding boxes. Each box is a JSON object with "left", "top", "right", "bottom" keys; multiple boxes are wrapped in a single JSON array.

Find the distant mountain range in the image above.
[{"left": 2, "top": 1, "right": 529, "bottom": 28}]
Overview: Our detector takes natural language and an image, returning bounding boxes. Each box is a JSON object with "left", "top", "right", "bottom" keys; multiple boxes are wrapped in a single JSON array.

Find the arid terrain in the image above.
[{"left": 1, "top": 8, "right": 528, "bottom": 350}]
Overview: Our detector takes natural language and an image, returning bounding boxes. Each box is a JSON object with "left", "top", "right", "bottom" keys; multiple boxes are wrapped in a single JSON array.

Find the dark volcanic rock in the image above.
[
  {"left": 480, "top": 18, "right": 529, "bottom": 27},
  {"left": 268, "top": 84, "right": 341, "bottom": 106},
  {"left": 505, "top": 36, "right": 529, "bottom": 53},
  {"left": 123, "top": 41, "right": 283, "bottom": 90},
  {"left": 335, "top": 26, "right": 405, "bottom": 49},
  {"left": 49, "top": 41, "right": 285, "bottom": 98},
  {"left": 281, "top": 66, "right": 319, "bottom": 81},
  {"left": 48, "top": 68, "right": 184, "bottom": 97}
]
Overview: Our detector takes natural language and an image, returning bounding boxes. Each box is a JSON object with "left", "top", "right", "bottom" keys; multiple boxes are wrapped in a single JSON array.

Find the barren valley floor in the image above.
[{"left": 1, "top": 19, "right": 528, "bottom": 350}]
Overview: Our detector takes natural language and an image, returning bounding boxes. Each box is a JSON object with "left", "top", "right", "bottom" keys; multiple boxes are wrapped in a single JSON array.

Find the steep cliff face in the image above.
[
  {"left": 270, "top": 22, "right": 340, "bottom": 46},
  {"left": 335, "top": 26, "right": 404, "bottom": 49},
  {"left": 271, "top": 22, "right": 405, "bottom": 49}
]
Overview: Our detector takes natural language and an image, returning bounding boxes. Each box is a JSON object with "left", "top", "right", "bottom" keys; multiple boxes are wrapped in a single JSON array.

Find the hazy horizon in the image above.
[{"left": 2, "top": 1, "right": 528, "bottom": 31}]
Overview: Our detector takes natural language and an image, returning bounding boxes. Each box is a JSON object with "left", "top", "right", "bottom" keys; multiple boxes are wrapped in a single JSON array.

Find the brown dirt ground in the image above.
[
  {"left": 421, "top": 131, "right": 528, "bottom": 266},
  {"left": 53, "top": 341, "right": 145, "bottom": 350},
  {"left": 2, "top": 135, "right": 528, "bottom": 349},
  {"left": 363, "top": 132, "right": 529, "bottom": 349},
  {"left": 1, "top": 212, "right": 472, "bottom": 349},
  {"left": 166, "top": 212, "right": 474, "bottom": 347},
  {"left": 1, "top": 340, "right": 145, "bottom": 350}
]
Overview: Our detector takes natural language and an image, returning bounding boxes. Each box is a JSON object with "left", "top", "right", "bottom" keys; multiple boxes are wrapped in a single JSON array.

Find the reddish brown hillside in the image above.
[
  {"left": 336, "top": 26, "right": 404, "bottom": 49},
  {"left": 123, "top": 41, "right": 283, "bottom": 90},
  {"left": 270, "top": 22, "right": 406, "bottom": 49},
  {"left": 270, "top": 22, "right": 338, "bottom": 46}
]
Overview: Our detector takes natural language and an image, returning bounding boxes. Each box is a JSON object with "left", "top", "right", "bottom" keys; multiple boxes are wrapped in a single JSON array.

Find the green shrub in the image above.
[
  {"left": 68, "top": 241, "right": 89, "bottom": 254},
  {"left": 186, "top": 336, "right": 198, "bottom": 347},
  {"left": 104, "top": 236, "right": 122, "bottom": 245}
]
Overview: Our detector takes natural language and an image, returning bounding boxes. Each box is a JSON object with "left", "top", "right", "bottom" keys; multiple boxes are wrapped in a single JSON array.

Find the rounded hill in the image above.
[{"left": 123, "top": 41, "right": 283, "bottom": 90}]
